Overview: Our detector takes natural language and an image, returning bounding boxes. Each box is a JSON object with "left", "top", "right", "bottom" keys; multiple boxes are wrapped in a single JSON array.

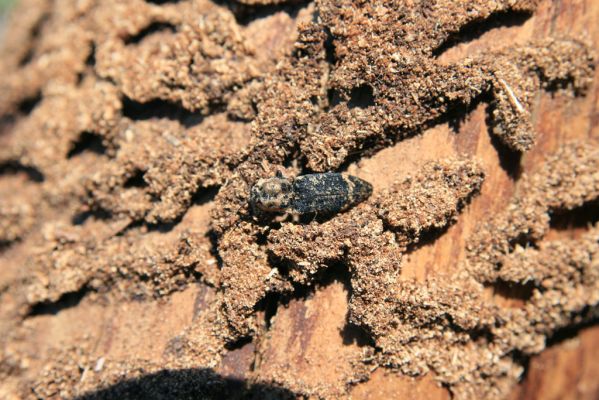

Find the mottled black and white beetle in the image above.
[{"left": 250, "top": 172, "right": 372, "bottom": 215}]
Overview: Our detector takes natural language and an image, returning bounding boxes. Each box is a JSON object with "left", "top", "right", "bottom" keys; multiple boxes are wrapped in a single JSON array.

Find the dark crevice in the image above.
[
  {"left": 207, "top": 229, "right": 224, "bottom": 270},
  {"left": 549, "top": 200, "right": 599, "bottom": 231},
  {"left": 263, "top": 292, "right": 280, "bottom": 330},
  {"left": 17, "top": 91, "right": 42, "bottom": 115},
  {"left": 440, "top": 382, "right": 454, "bottom": 399},
  {"left": 0, "top": 240, "right": 13, "bottom": 253},
  {"left": 543, "top": 77, "right": 573, "bottom": 93},
  {"left": 341, "top": 323, "right": 375, "bottom": 347},
  {"left": 314, "top": 260, "right": 351, "bottom": 287},
  {"left": 545, "top": 306, "right": 599, "bottom": 347},
  {"left": 265, "top": 250, "right": 291, "bottom": 279},
  {"left": 85, "top": 42, "right": 96, "bottom": 67},
  {"left": 489, "top": 280, "right": 535, "bottom": 303},
  {"left": 506, "top": 232, "right": 539, "bottom": 253},
  {"left": 309, "top": 95, "right": 319, "bottom": 106},
  {"left": 320, "top": 26, "right": 341, "bottom": 111},
  {"left": 180, "top": 269, "right": 205, "bottom": 294},
  {"left": 323, "top": 25, "right": 336, "bottom": 65},
  {"left": 442, "top": 314, "right": 496, "bottom": 344},
  {"left": 348, "top": 84, "right": 375, "bottom": 109},
  {"left": 68, "top": 368, "right": 298, "bottom": 400},
  {"left": 336, "top": 258, "right": 377, "bottom": 349},
  {"left": 254, "top": 277, "right": 310, "bottom": 317},
  {"left": 71, "top": 208, "right": 112, "bottom": 226},
  {"left": 76, "top": 72, "right": 87, "bottom": 86},
  {"left": 510, "top": 349, "right": 532, "bottom": 383},
  {"left": 18, "top": 11, "right": 51, "bottom": 66},
  {"left": 485, "top": 99, "right": 523, "bottom": 180},
  {"left": 67, "top": 131, "right": 107, "bottom": 158},
  {"left": 26, "top": 288, "right": 88, "bottom": 317},
  {"left": 433, "top": 10, "right": 533, "bottom": 57},
  {"left": 191, "top": 185, "right": 221, "bottom": 206},
  {"left": 0, "top": 161, "right": 45, "bottom": 182},
  {"left": 76, "top": 43, "right": 97, "bottom": 85},
  {"left": 224, "top": 336, "right": 253, "bottom": 352},
  {"left": 447, "top": 90, "right": 493, "bottom": 133},
  {"left": 121, "top": 96, "right": 205, "bottom": 127},
  {"left": 465, "top": 324, "right": 495, "bottom": 343},
  {"left": 124, "top": 169, "right": 148, "bottom": 188},
  {"left": 488, "top": 129, "right": 522, "bottom": 180},
  {"left": 214, "top": 0, "right": 311, "bottom": 26},
  {"left": 255, "top": 228, "right": 269, "bottom": 246},
  {"left": 402, "top": 226, "right": 449, "bottom": 253},
  {"left": 325, "top": 83, "right": 375, "bottom": 111},
  {"left": 119, "top": 219, "right": 179, "bottom": 236},
  {"left": 124, "top": 21, "right": 177, "bottom": 45},
  {"left": 19, "top": 48, "right": 36, "bottom": 68},
  {"left": 542, "top": 74, "right": 590, "bottom": 96}
]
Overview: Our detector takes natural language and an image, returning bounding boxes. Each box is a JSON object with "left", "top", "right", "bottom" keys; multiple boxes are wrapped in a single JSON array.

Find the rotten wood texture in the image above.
[
  {"left": 0, "top": 0, "right": 598, "bottom": 399},
  {"left": 328, "top": 1, "right": 599, "bottom": 397}
]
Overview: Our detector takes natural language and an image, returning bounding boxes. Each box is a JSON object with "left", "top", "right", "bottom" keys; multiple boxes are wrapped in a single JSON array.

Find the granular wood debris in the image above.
[
  {"left": 0, "top": 173, "right": 41, "bottom": 244},
  {"left": 466, "top": 142, "right": 599, "bottom": 283},
  {"left": 0, "top": 0, "right": 597, "bottom": 399},
  {"left": 29, "top": 339, "right": 286, "bottom": 400},
  {"left": 24, "top": 224, "right": 218, "bottom": 305}
]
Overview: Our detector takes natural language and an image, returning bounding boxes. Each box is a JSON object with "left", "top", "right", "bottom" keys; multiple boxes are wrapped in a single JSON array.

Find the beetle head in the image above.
[{"left": 250, "top": 176, "right": 293, "bottom": 213}]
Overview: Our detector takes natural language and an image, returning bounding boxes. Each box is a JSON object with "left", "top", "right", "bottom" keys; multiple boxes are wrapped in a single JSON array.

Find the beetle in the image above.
[{"left": 250, "top": 172, "right": 372, "bottom": 215}]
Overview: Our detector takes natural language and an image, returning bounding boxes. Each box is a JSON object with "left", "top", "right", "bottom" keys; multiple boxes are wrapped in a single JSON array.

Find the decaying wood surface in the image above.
[{"left": 0, "top": 0, "right": 598, "bottom": 399}]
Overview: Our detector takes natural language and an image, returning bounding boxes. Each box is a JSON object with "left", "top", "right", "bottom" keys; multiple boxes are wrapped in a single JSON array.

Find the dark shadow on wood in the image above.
[
  {"left": 123, "top": 169, "right": 148, "bottom": 188},
  {"left": 341, "top": 323, "right": 376, "bottom": 347},
  {"left": 0, "top": 161, "right": 45, "bottom": 182},
  {"left": 124, "top": 21, "right": 176, "bottom": 45},
  {"left": 549, "top": 199, "right": 599, "bottom": 231},
  {"left": 17, "top": 91, "right": 42, "bottom": 115},
  {"left": 488, "top": 280, "right": 535, "bottom": 303},
  {"left": 433, "top": 10, "right": 532, "bottom": 57},
  {"left": 26, "top": 289, "right": 88, "bottom": 317},
  {"left": 348, "top": 84, "right": 375, "bottom": 109},
  {"left": 485, "top": 99, "right": 523, "bottom": 180},
  {"left": 18, "top": 11, "right": 51, "bottom": 66},
  {"left": 488, "top": 130, "right": 522, "bottom": 180},
  {"left": 70, "top": 368, "right": 297, "bottom": 400},
  {"left": 121, "top": 96, "right": 204, "bottom": 127},
  {"left": 71, "top": 208, "right": 113, "bottom": 226},
  {"left": 546, "top": 306, "right": 599, "bottom": 347},
  {"left": 67, "top": 131, "right": 107, "bottom": 158},
  {"left": 213, "top": 0, "right": 311, "bottom": 26}
]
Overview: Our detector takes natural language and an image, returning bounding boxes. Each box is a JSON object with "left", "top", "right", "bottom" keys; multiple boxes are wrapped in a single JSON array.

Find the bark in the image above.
[{"left": 0, "top": 0, "right": 598, "bottom": 399}]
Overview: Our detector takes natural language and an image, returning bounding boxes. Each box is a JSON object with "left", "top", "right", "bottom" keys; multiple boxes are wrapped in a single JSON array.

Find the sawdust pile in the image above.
[{"left": 0, "top": 0, "right": 597, "bottom": 399}]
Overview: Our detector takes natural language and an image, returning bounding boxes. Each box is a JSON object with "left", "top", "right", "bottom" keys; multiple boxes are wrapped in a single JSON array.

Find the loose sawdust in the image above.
[{"left": 0, "top": 0, "right": 597, "bottom": 399}]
